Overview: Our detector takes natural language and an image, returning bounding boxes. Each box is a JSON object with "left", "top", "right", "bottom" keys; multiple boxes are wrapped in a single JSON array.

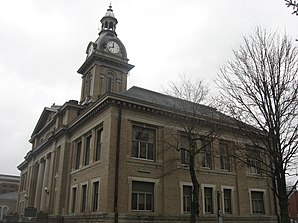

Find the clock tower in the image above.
[{"left": 78, "top": 5, "right": 134, "bottom": 104}]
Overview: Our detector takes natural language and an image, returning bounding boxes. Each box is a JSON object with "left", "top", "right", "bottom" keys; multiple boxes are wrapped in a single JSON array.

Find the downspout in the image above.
[{"left": 114, "top": 103, "right": 122, "bottom": 223}]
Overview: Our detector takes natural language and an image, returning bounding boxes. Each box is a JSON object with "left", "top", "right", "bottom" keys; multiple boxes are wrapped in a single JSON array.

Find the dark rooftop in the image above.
[{"left": 122, "top": 86, "right": 221, "bottom": 118}]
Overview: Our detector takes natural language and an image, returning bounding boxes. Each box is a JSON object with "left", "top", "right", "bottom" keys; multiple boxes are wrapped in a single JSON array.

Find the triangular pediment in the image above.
[{"left": 31, "top": 105, "right": 60, "bottom": 137}]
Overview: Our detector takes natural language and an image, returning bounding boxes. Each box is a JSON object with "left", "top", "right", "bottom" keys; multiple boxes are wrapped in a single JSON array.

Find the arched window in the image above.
[
  {"left": 109, "top": 22, "right": 114, "bottom": 30},
  {"left": 104, "top": 21, "right": 109, "bottom": 29}
]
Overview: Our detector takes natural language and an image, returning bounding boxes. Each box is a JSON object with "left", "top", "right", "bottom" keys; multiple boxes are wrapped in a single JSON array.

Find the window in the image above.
[
  {"left": 220, "top": 143, "right": 230, "bottom": 171},
  {"left": 183, "top": 185, "right": 192, "bottom": 213},
  {"left": 104, "top": 21, "right": 108, "bottom": 29},
  {"left": 84, "top": 135, "right": 92, "bottom": 166},
  {"left": 204, "top": 187, "right": 213, "bottom": 214},
  {"left": 92, "top": 181, "right": 99, "bottom": 211},
  {"left": 201, "top": 140, "right": 212, "bottom": 168},
  {"left": 107, "top": 77, "right": 114, "bottom": 92},
  {"left": 247, "top": 147, "right": 261, "bottom": 175},
  {"left": 71, "top": 187, "right": 77, "bottom": 213},
  {"left": 132, "top": 126, "right": 155, "bottom": 160},
  {"left": 223, "top": 189, "right": 232, "bottom": 214},
  {"left": 181, "top": 149, "right": 190, "bottom": 166},
  {"left": 180, "top": 136, "right": 190, "bottom": 166},
  {"left": 95, "top": 129, "right": 102, "bottom": 161},
  {"left": 75, "top": 141, "right": 82, "bottom": 169},
  {"left": 248, "top": 158, "right": 261, "bottom": 174},
  {"left": 251, "top": 191, "right": 264, "bottom": 214},
  {"left": 109, "top": 22, "right": 113, "bottom": 30},
  {"left": 81, "top": 184, "right": 87, "bottom": 212},
  {"left": 131, "top": 181, "right": 154, "bottom": 211}
]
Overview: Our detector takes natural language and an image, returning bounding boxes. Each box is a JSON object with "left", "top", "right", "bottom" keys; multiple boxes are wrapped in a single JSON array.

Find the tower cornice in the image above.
[{"left": 77, "top": 51, "right": 134, "bottom": 75}]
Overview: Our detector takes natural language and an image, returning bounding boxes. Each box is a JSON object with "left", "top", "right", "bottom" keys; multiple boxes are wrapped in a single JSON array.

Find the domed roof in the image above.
[{"left": 94, "top": 31, "right": 127, "bottom": 59}]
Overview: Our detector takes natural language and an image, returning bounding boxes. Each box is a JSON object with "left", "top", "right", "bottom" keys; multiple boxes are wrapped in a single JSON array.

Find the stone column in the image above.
[
  {"left": 40, "top": 154, "right": 51, "bottom": 212},
  {"left": 34, "top": 159, "right": 45, "bottom": 211}
]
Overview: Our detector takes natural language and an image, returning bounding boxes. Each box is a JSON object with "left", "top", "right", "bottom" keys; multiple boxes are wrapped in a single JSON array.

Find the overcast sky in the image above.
[{"left": 0, "top": 0, "right": 296, "bottom": 176}]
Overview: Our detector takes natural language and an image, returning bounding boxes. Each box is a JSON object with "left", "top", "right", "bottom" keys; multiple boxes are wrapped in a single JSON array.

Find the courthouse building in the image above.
[{"left": 17, "top": 5, "right": 277, "bottom": 223}]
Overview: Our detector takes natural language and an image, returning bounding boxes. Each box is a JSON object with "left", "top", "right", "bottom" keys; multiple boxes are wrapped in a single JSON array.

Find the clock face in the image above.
[
  {"left": 107, "top": 41, "right": 120, "bottom": 54},
  {"left": 88, "top": 44, "right": 93, "bottom": 56}
]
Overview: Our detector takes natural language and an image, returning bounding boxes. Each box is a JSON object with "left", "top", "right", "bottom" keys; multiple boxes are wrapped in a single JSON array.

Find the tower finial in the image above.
[{"left": 106, "top": 2, "right": 113, "bottom": 13}]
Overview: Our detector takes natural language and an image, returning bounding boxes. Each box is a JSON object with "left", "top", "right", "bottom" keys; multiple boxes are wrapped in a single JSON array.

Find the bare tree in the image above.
[
  {"left": 163, "top": 75, "right": 219, "bottom": 223},
  {"left": 217, "top": 27, "right": 298, "bottom": 223},
  {"left": 285, "top": 0, "right": 298, "bottom": 15}
]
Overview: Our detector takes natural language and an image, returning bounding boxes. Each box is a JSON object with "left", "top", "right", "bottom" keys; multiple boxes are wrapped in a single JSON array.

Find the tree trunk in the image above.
[
  {"left": 271, "top": 173, "right": 280, "bottom": 223},
  {"left": 276, "top": 167, "right": 290, "bottom": 223},
  {"left": 189, "top": 154, "right": 199, "bottom": 223}
]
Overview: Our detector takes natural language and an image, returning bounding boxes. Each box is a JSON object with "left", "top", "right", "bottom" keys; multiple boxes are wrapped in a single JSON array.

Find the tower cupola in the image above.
[{"left": 100, "top": 4, "right": 118, "bottom": 33}]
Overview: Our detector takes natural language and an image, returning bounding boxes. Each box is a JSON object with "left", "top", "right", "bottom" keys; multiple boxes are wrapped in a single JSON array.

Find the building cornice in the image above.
[
  {"left": 67, "top": 93, "right": 247, "bottom": 135},
  {"left": 19, "top": 92, "right": 264, "bottom": 171}
]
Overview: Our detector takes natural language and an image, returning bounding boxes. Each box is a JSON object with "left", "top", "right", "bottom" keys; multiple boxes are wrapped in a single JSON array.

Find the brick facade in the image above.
[{"left": 17, "top": 5, "right": 277, "bottom": 223}]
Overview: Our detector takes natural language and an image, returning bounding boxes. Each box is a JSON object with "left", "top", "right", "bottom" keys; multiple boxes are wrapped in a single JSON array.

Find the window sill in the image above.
[
  {"left": 201, "top": 166, "right": 212, "bottom": 169},
  {"left": 131, "top": 210, "right": 154, "bottom": 212},
  {"left": 247, "top": 173, "right": 266, "bottom": 178},
  {"left": 127, "top": 158, "right": 162, "bottom": 167},
  {"left": 220, "top": 168, "right": 231, "bottom": 172},
  {"left": 178, "top": 164, "right": 189, "bottom": 169},
  {"left": 131, "top": 157, "right": 155, "bottom": 162},
  {"left": 70, "top": 160, "right": 103, "bottom": 174},
  {"left": 203, "top": 213, "right": 216, "bottom": 216}
]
